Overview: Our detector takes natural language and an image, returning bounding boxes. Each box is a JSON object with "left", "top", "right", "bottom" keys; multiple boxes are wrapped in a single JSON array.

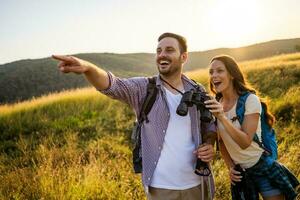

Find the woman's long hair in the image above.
[{"left": 209, "top": 55, "right": 275, "bottom": 127}]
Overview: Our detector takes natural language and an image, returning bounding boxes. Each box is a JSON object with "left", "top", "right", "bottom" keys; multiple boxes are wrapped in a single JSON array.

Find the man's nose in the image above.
[{"left": 157, "top": 50, "right": 167, "bottom": 58}]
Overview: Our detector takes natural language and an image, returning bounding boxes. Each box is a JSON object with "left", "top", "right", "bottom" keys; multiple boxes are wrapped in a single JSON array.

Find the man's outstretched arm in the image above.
[{"left": 52, "top": 55, "right": 110, "bottom": 90}]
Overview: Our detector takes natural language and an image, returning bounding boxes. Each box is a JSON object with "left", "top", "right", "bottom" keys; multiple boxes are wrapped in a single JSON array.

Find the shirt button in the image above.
[
  {"left": 154, "top": 161, "right": 157, "bottom": 165},
  {"left": 163, "top": 130, "right": 166, "bottom": 133},
  {"left": 158, "top": 146, "right": 161, "bottom": 150},
  {"left": 148, "top": 177, "right": 151, "bottom": 181}
]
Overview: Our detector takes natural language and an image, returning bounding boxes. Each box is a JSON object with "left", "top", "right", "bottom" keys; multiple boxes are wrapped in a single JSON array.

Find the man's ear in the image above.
[{"left": 181, "top": 52, "right": 188, "bottom": 63}]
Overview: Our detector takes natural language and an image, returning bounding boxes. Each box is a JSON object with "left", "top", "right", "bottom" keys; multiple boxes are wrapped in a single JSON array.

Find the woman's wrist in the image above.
[
  {"left": 217, "top": 113, "right": 227, "bottom": 122},
  {"left": 226, "top": 163, "right": 234, "bottom": 170}
]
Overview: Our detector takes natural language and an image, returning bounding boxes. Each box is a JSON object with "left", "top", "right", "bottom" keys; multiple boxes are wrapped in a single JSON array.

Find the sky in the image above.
[{"left": 1, "top": 0, "right": 300, "bottom": 64}]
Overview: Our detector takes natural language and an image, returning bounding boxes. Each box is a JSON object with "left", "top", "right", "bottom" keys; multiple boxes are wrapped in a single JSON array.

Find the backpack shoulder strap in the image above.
[
  {"left": 236, "top": 92, "right": 251, "bottom": 125},
  {"left": 138, "top": 76, "right": 158, "bottom": 123},
  {"left": 236, "top": 92, "right": 266, "bottom": 150},
  {"left": 132, "top": 77, "right": 158, "bottom": 173}
]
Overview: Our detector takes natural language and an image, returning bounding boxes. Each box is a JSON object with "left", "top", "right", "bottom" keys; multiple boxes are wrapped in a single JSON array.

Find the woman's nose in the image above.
[{"left": 210, "top": 71, "right": 216, "bottom": 78}]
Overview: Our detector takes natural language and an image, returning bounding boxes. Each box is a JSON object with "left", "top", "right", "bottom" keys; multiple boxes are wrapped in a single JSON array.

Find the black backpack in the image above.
[{"left": 131, "top": 77, "right": 158, "bottom": 173}]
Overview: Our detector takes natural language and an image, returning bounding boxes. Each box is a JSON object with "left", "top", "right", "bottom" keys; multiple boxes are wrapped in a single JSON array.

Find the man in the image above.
[{"left": 52, "top": 32, "right": 217, "bottom": 200}]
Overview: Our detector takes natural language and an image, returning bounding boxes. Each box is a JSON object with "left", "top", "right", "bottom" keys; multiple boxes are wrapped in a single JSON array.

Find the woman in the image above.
[{"left": 204, "top": 55, "right": 299, "bottom": 200}]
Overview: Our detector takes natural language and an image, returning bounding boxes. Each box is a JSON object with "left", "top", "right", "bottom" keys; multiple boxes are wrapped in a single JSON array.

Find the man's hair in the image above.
[{"left": 158, "top": 32, "right": 187, "bottom": 53}]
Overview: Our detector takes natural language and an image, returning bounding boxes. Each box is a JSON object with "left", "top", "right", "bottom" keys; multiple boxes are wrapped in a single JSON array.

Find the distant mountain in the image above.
[
  {"left": 1, "top": 38, "right": 300, "bottom": 104},
  {"left": 186, "top": 38, "right": 300, "bottom": 70}
]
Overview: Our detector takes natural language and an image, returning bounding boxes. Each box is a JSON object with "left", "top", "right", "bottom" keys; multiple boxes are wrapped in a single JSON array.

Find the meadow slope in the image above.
[{"left": 0, "top": 53, "right": 299, "bottom": 199}]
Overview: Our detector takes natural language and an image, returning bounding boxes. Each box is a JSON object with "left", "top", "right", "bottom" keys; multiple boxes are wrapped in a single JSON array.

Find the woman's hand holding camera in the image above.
[
  {"left": 229, "top": 166, "right": 243, "bottom": 185},
  {"left": 204, "top": 97, "right": 225, "bottom": 120}
]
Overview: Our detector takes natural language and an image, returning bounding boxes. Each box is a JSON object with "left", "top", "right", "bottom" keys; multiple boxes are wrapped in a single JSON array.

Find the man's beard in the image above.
[
  {"left": 158, "top": 64, "right": 181, "bottom": 76},
  {"left": 157, "top": 57, "right": 182, "bottom": 76}
]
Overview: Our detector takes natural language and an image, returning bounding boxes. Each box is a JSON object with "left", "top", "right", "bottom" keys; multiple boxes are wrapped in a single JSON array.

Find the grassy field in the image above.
[{"left": 1, "top": 53, "right": 299, "bottom": 199}]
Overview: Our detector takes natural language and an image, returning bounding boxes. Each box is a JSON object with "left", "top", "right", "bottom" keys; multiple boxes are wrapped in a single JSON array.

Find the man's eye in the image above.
[{"left": 166, "top": 48, "right": 174, "bottom": 52}]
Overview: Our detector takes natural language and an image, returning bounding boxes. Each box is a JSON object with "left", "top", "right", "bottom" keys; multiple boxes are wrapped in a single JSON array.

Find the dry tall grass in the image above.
[{"left": 0, "top": 53, "right": 299, "bottom": 199}]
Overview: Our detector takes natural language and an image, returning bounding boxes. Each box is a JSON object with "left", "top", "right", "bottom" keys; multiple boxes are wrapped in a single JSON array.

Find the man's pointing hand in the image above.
[{"left": 52, "top": 55, "right": 90, "bottom": 74}]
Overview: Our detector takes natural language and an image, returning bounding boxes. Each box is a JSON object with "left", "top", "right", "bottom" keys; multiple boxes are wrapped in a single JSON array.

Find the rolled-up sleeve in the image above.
[
  {"left": 98, "top": 71, "right": 148, "bottom": 112},
  {"left": 99, "top": 71, "right": 117, "bottom": 95}
]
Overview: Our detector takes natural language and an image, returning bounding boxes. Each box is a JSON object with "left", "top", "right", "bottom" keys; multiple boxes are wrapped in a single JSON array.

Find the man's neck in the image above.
[{"left": 160, "top": 73, "right": 184, "bottom": 92}]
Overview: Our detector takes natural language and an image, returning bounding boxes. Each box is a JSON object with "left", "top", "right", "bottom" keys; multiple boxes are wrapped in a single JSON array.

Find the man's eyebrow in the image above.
[
  {"left": 165, "top": 46, "right": 175, "bottom": 49},
  {"left": 156, "top": 46, "right": 175, "bottom": 51}
]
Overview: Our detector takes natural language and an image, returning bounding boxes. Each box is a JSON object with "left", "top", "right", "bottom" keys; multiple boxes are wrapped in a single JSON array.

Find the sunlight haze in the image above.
[{"left": 0, "top": 0, "right": 300, "bottom": 64}]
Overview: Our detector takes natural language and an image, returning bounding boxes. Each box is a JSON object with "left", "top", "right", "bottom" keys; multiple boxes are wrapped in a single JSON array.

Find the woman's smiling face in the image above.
[{"left": 209, "top": 59, "right": 234, "bottom": 93}]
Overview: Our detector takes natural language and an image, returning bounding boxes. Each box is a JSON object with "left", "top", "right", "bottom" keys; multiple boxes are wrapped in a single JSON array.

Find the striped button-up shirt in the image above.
[{"left": 100, "top": 72, "right": 216, "bottom": 195}]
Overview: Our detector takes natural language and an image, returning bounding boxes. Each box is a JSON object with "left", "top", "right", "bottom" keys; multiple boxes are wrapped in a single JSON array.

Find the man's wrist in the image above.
[{"left": 83, "top": 63, "right": 95, "bottom": 74}]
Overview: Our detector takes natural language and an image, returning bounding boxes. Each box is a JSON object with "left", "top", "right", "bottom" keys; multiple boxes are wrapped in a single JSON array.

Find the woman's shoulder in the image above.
[
  {"left": 238, "top": 92, "right": 260, "bottom": 105},
  {"left": 246, "top": 93, "right": 260, "bottom": 104},
  {"left": 244, "top": 93, "right": 261, "bottom": 113}
]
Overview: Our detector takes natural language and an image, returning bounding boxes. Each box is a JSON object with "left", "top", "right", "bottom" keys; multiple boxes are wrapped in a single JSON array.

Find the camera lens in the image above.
[{"left": 176, "top": 102, "right": 188, "bottom": 116}]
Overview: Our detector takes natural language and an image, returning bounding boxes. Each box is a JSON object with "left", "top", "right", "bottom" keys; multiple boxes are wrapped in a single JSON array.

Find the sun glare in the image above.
[{"left": 206, "top": 0, "right": 261, "bottom": 47}]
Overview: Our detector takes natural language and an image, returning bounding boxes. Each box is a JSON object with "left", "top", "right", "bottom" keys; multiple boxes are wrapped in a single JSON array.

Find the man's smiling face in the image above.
[{"left": 156, "top": 37, "right": 186, "bottom": 76}]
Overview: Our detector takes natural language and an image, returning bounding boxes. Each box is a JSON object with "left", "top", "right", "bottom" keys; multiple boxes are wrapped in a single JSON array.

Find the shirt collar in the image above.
[{"left": 155, "top": 74, "right": 197, "bottom": 91}]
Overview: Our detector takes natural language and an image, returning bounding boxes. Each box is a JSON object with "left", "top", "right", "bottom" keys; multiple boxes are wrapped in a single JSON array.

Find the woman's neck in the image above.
[{"left": 221, "top": 89, "right": 239, "bottom": 103}]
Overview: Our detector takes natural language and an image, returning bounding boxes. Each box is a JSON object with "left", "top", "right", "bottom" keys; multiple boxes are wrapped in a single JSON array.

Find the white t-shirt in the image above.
[
  {"left": 218, "top": 94, "right": 264, "bottom": 169},
  {"left": 150, "top": 88, "right": 201, "bottom": 189}
]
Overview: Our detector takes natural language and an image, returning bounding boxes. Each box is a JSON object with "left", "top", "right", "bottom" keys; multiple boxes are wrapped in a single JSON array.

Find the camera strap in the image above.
[{"left": 160, "top": 76, "right": 184, "bottom": 95}]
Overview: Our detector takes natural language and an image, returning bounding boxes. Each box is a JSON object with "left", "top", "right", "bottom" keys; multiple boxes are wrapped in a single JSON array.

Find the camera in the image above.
[
  {"left": 176, "top": 89, "right": 213, "bottom": 176},
  {"left": 233, "top": 164, "right": 245, "bottom": 186},
  {"left": 176, "top": 89, "right": 213, "bottom": 123},
  {"left": 231, "top": 164, "right": 248, "bottom": 199}
]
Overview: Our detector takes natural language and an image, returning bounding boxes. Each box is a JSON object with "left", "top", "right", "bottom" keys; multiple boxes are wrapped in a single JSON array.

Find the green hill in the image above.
[
  {"left": 1, "top": 38, "right": 300, "bottom": 104},
  {"left": 0, "top": 53, "right": 299, "bottom": 199},
  {"left": 0, "top": 53, "right": 155, "bottom": 104}
]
